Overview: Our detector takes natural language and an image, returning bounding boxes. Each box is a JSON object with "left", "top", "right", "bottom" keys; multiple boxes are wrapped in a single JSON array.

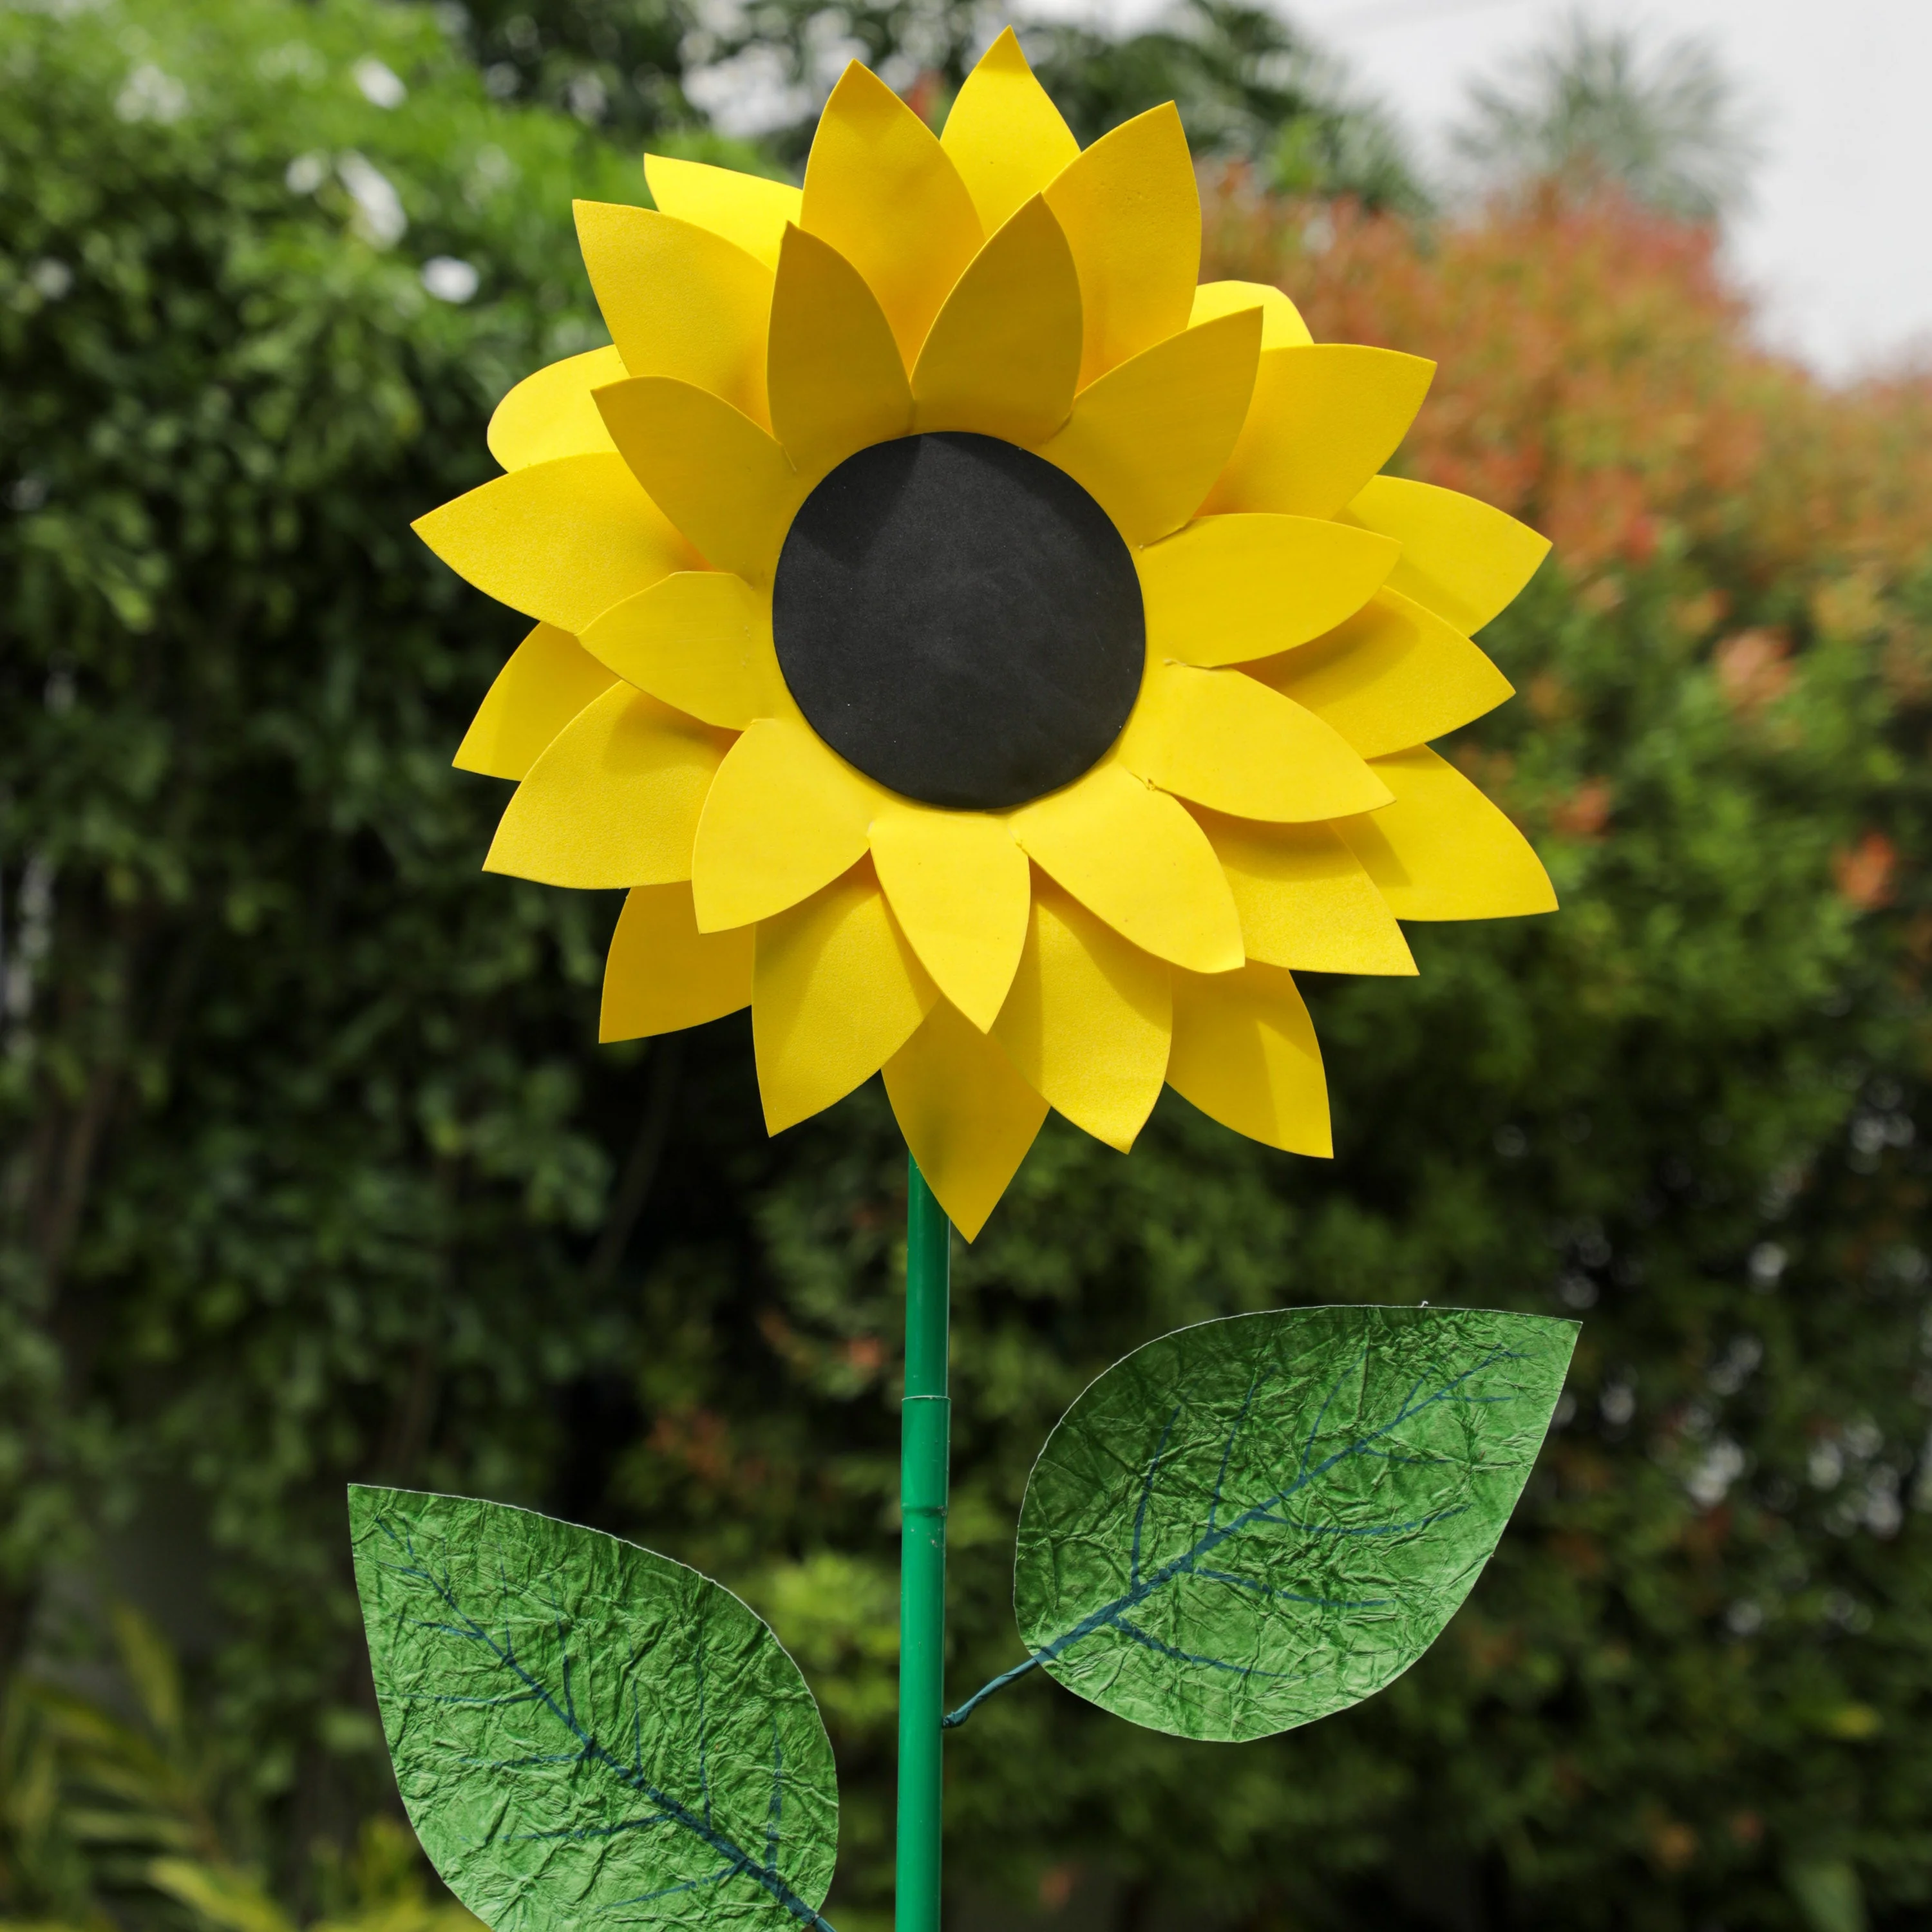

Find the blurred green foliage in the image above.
[{"left": 3, "top": 2, "right": 1932, "bottom": 1931}]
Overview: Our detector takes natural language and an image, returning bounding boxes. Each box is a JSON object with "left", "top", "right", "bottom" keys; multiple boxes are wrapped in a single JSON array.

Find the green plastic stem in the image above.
[{"left": 896, "top": 1157, "right": 951, "bottom": 1932}]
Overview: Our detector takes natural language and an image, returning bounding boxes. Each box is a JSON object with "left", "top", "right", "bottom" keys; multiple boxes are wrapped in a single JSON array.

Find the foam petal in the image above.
[
  {"left": 642, "top": 154, "right": 802, "bottom": 272},
  {"left": 1039, "top": 308, "right": 1261, "bottom": 548},
  {"left": 1251, "top": 589, "right": 1514, "bottom": 760},
  {"left": 1340, "top": 476, "right": 1551, "bottom": 634},
  {"left": 884, "top": 999, "right": 1048, "bottom": 1240},
  {"left": 573, "top": 202, "right": 772, "bottom": 425},
  {"left": 1168, "top": 961, "right": 1331, "bottom": 1155},
  {"left": 869, "top": 804, "right": 1032, "bottom": 1031},
  {"left": 1338, "top": 748, "right": 1558, "bottom": 920},
  {"left": 691, "top": 718, "right": 885, "bottom": 931},
  {"left": 1137, "top": 513, "right": 1399, "bottom": 666},
  {"left": 1009, "top": 761, "right": 1244, "bottom": 973},
  {"left": 766, "top": 223, "right": 913, "bottom": 478},
  {"left": 753, "top": 862, "right": 936, "bottom": 1132},
  {"left": 454, "top": 623, "right": 618, "bottom": 781},
  {"left": 1118, "top": 664, "right": 1391, "bottom": 822},
  {"left": 484, "top": 684, "right": 726, "bottom": 888},
  {"left": 412, "top": 453, "right": 695, "bottom": 635},
  {"left": 940, "top": 28, "right": 1079, "bottom": 234},
  {"left": 1189, "top": 280, "right": 1311, "bottom": 348},
  {"left": 487, "top": 346, "right": 624, "bottom": 470},
  {"left": 1042, "top": 104, "right": 1198, "bottom": 388},
  {"left": 600, "top": 882, "right": 754, "bottom": 1041},
  {"left": 578, "top": 572, "right": 785, "bottom": 730},
  {"left": 800, "top": 62, "right": 983, "bottom": 365},
  {"left": 911, "top": 195, "right": 1081, "bottom": 445},
  {"left": 992, "top": 879, "right": 1170, "bottom": 1151}
]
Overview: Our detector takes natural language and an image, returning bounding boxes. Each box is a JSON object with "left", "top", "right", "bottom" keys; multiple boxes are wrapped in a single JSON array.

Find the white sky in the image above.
[{"left": 1023, "top": 0, "right": 1932, "bottom": 381}]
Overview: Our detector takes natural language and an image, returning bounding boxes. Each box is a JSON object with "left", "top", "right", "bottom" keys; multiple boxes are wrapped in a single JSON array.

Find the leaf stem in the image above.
[{"left": 940, "top": 1654, "right": 1041, "bottom": 1730}]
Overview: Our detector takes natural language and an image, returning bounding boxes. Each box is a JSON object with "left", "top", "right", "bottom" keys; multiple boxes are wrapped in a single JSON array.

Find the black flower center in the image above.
[{"left": 772, "top": 432, "right": 1146, "bottom": 811}]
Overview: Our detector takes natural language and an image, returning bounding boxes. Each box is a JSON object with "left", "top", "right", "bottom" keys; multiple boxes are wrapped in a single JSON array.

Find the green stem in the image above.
[{"left": 896, "top": 1156, "right": 951, "bottom": 1932}]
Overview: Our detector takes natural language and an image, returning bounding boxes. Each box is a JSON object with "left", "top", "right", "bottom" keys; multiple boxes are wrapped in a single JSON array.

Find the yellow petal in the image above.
[
  {"left": 484, "top": 684, "right": 726, "bottom": 888},
  {"left": 1008, "top": 761, "right": 1244, "bottom": 973},
  {"left": 1205, "top": 344, "right": 1436, "bottom": 521},
  {"left": 869, "top": 804, "right": 1032, "bottom": 1032},
  {"left": 643, "top": 153, "right": 802, "bottom": 273},
  {"left": 413, "top": 454, "right": 696, "bottom": 635},
  {"left": 455, "top": 623, "right": 619, "bottom": 781},
  {"left": 1042, "top": 103, "right": 1199, "bottom": 389},
  {"left": 939, "top": 27, "right": 1080, "bottom": 235},
  {"left": 487, "top": 346, "right": 625, "bottom": 471},
  {"left": 1189, "top": 280, "right": 1311, "bottom": 348},
  {"left": 800, "top": 62, "right": 983, "bottom": 366},
  {"left": 1337, "top": 746, "right": 1557, "bottom": 920},
  {"left": 1137, "top": 513, "right": 1399, "bottom": 667},
  {"left": 691, "top": 717, "right": 885, "bottom": 931},
  {"left": 1168, "top": 961, "right": 1331, "bottom": 1156},
  {"left": 1339, "top": 476, "right": 1551, "bottom": 634},
  {"left": 884, "top": 999, "right": 1048, "bottom": 1240},
  {"left": 1193, "top": 809, "right": 1415, "bottom": 976},
  {"left": 595, "top": 377, "right": 805, "bottom": 587},
  {"left": 1039, "top": 308, "right": 1261, "bottom": 549},
  {"left": 578, "top": 572, "right": 785, "bottom": 730},
  {"left": 753, "top": 861, "right": 936, "bottom": 1132},
  {"left": 573, "top": 202, "right": 772, "bottom": 426},
  {"left": 766, "top": 223, "right": 913, "bottom": 478},
  {"left": 1252, "top": 588, "right": 1514, "bottom": 761},
  {"left": 910, "top": 195, "right": 1081, "bottom": 445},
  {"left": 992, "top": 879, "right": 1170, "bottom": 1151},
  {"left": 1117, "top": 663, "right": 1392, "bottom": 822},
  {"left": 600, "top": 882, "right": 753, "bottom": 1041}
]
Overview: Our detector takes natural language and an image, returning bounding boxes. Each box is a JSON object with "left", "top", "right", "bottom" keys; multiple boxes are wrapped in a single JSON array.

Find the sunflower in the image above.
[{"left": 415, "top": 30, "right": 1556, "bottom": 1240}]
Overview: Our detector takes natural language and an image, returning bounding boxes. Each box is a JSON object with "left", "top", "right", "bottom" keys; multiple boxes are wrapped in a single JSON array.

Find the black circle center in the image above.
[{"left": 772, "top": 433, "right": 1146, "bottom": 811}]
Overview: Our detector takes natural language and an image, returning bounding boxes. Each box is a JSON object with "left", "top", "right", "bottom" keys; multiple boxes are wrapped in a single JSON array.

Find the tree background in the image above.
[{"left": 3, "top": 2, "right": 1931, "bottom": 1930}]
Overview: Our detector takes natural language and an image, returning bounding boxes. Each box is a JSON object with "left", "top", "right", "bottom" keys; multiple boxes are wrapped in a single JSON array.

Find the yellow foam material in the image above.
[
  {"left": 578, "top": 573, "right": 785, "bottom": 731},
  {"left": 487, "top": 346, "right": 625, "bottom": 471},
  {"left": 1189, "top": 280, "right": 1312, "bottom": 348},
  {"left": 642, "top": 154, "right": 802, "bottom": 272},
  {"left": 454, "top": 623, "right": 618, "bottom": 781},
  {"left": 940, "top": 28, "right": 1080, "bottom": 236},
  {"left": 600, "top": 882, "right": 754, "bottom": 1041},
  {"left": 1340, "top": 476, "right": 1551, "bottom": 634},
  {"left": 1168, "top": 961, "right": 1331, "bottom": 1155}
]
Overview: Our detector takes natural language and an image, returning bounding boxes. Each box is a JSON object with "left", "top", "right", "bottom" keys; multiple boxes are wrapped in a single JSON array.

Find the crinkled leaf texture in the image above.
[
  {"left": 1013, "top": 1306, "right": 1577, "bottom": 1741},
  {"left": 348, "top": 1486, "right": 838, "bottom": 1931}
]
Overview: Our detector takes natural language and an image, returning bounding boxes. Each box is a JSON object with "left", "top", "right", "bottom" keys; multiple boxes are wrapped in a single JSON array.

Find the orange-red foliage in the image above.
[{"left": 1200, "top": 166, "right": 1932, "bottom": 580}]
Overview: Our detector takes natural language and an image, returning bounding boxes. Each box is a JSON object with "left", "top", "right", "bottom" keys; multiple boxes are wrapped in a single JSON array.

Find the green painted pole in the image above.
[{"left": 896, "top": 1156, "right": 951, "bottom": 1932}]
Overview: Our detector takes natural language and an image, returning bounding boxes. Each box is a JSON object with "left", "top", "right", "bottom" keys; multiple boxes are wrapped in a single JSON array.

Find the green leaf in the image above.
[
  {"left": 1011, "top": 1306, "right": 1577, "bottom": 1742},
  {"left": 348, "top": 1487, "right": 838, "bottom": 1931}
]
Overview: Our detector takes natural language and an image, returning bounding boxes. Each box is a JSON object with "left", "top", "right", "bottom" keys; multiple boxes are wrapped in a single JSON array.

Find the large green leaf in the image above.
[
  {"left": 348, "top": 1487, "right": 838, "bottom": 1931},
  {"left": 1012, "top": 1306, "right": 1577, "bottom": 1741}
]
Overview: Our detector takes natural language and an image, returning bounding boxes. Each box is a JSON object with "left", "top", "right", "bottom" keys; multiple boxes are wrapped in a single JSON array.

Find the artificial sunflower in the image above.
[{"left": 415, "top": 30, "right": 1556, "bottom": 1240}]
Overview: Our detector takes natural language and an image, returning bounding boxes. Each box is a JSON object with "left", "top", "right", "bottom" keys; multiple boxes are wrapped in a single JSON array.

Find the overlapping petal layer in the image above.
[{"left": 424, "top": 32, "right": 1557, "bottom": 1238}]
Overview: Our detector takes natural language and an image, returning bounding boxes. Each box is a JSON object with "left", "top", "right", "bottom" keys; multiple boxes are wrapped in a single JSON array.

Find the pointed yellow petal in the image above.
[
  {"left": 600, "top": 882, "right": 753, "bottom": 1041},
  {"left": 869, "top": 804, "right": 1031, "bottom": 1032},
  {"left": 992, "top": 879, "right": 1170, "bottom": 1151},
  {"left": 766, "top": 223, "right": 913, "bottom": 478},
  {"left": 1252, "top": 589, "right": 1514, "bottom": 760},
  {"left": 484, "top": 684, "right": 726, "bottom": 888},
  {"left": 413, "top": 454, "right": 696, "bottom": 634},
  {"left": 753, "top": 861, "right": 936, "bottom": 1132},
  {"left": 579, "top": 572, "right": 785, "bottom": 730},
  {"left": 1205, "top": 345, "right": 1436, "bottom": 520},
  {"left": 643, "top": 153, "right": 802, "bottom": 273},
  {"left": 1338, "top": 747, "right": 1558, "bottom": 920},
  {"left": 801, "top": 62, "right": 983, "bottom": 366},
  {"left": 488, "top": 346, "right": 625, "bottom": 471},
  {"left": 455, "top": 623, "right": 618, "bottom": 781},
  {"left": 691, "top": 718, "right": 885, "bottom": 931},
  {"left": 1009, "top": 761, "right": 1243, "bottom": 973},
  {"left": 939, "top": 27, "right": 1080, "bottom": 235},
  {"left": 1043, "top": 103, "right": 1199, "bottom": 389},
  {"left": 1339, "top": 476, "right": 1551, "bottom": 634},
  {"left": 1039, "top": 308, "right": 1261, "bottom": 549},
  {"left": 911, "top": 196, "right": 1081, "bottom": 444},
  {"left": 1193, "top": 809, "right": 1416, "bottom": 976},
  {"left": 595, "top": 377, "right": 805, "bottom": 587},
  {"left": 1137, "top": 513, "right": 1399, "bottom": 667},
  {"left": 1168, "top": 961, "right": 1331, "bottom": 1156},
  {"left": 573, "top": 202, "right": 772, "bottom": 426},
  {"left": 1118, "top": 664, "right": 1392, "bottom": 822},
  {"left": 1189, "top": 280, "right": 1311, "bottom": 348},
  {"left": 884, "top": 998, "right": 1047, "bottom": 1240}
]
